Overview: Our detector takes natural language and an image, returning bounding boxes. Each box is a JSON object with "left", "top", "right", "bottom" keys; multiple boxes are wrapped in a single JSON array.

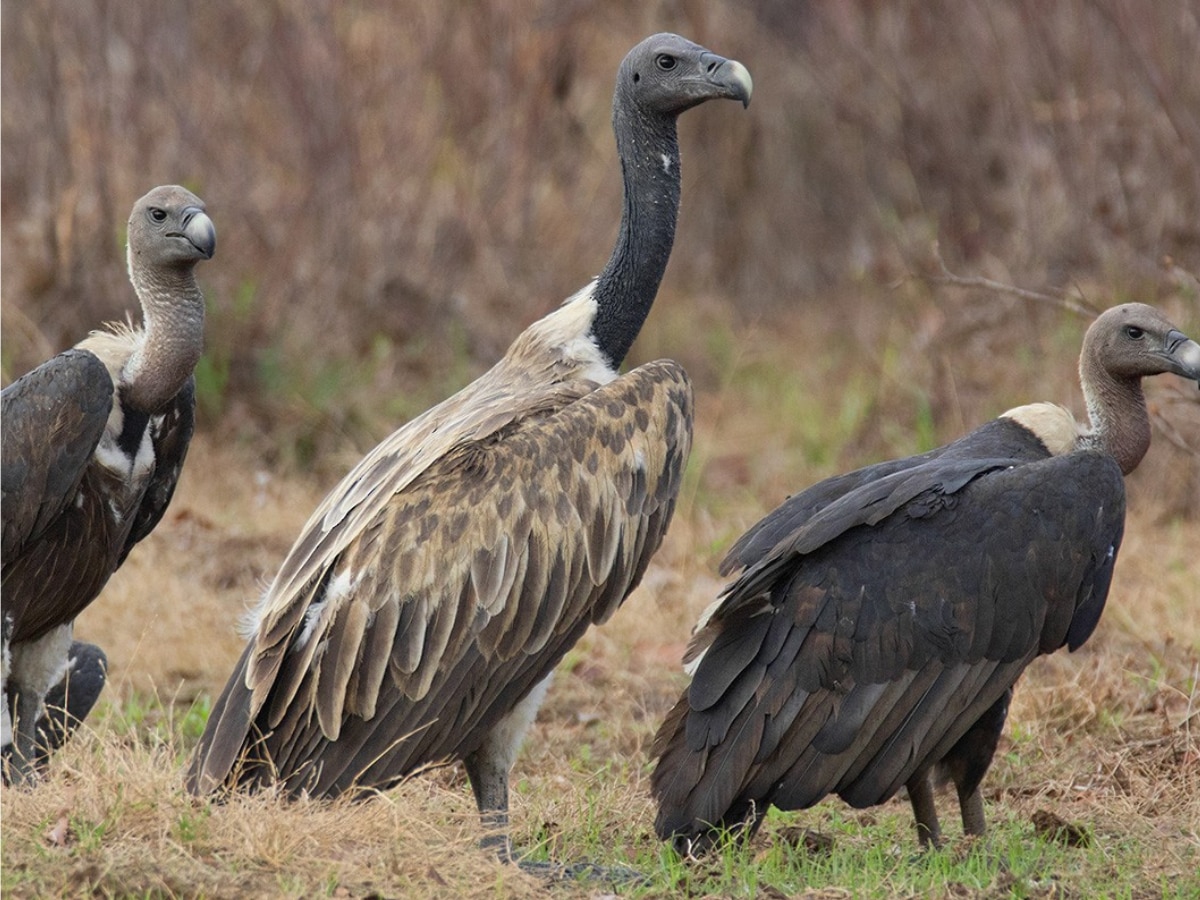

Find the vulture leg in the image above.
[
  {"left": 906, "top": 770, "right": 942, "bottom": 849},
  {"left": 3, "top": 624, "right": 72, "bottom": 785},
  {"left": 940, "top": 688, "right": 1012, "bottom": 839},
  {"left": 462, "top": 674, "right": 553, "bottom": 862},
  {"left": 36, "top": 641, "right": 108, "bottom": 764},
  {"left": 463, "top": 675, "right": 643, "bottom": 884},
  {"left": 463, "top": 739, "right": 514, "bottom": 859},
  {"left": 958, "top": 786, "right": 986, "bottom": 838}
]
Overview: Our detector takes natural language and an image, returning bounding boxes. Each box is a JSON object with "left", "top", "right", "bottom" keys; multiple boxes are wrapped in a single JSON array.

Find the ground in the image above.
[{"left": 2, "top": 301, "right": 1198, "bottom": 899}]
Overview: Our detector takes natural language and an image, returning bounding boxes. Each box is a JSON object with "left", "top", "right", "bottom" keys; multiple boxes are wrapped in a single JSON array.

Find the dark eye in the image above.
[
  {"left": 655, "top": 54, "right": 677, "bottom": 71},
  {"left": 149, "top": 207, "right": 168, "bottom": 223},
  {"left": 1124, "top": 325, "right": 1145, "bottom": 340}
]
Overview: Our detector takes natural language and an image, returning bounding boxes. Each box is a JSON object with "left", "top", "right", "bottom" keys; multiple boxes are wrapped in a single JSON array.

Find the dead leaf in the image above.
[{"left": 44, "top": 814, "right": 71, "bottom": 848}]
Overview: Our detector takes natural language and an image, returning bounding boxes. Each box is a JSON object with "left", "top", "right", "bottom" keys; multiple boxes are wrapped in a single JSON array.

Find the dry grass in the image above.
[{"left": 4, "top": 299, "right": 1199, "bottom": 898}]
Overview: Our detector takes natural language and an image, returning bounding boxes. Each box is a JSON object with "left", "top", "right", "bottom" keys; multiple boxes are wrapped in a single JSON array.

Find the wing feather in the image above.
[
  {"left": 190, "top": 359, "right": 693, "bottom": 796},
  {"left": 347, "top": 598, "right": 399, "bottom": 719},
  {"left": 2, "top": 350, "right": 113, "bottom": 561},
  {"left": 315, "top": 597, "right": 371, "bottom": 738}
]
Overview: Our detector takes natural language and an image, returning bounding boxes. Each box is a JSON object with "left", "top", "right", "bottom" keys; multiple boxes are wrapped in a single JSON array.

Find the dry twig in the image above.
[{"left": 921, "top": 241, "right": 1100, "bottom": 319}]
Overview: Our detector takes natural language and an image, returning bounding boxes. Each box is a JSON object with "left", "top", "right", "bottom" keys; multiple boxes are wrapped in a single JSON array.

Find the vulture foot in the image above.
[{"left": 2, "top": 641, "right": 107, "bottom": 786}]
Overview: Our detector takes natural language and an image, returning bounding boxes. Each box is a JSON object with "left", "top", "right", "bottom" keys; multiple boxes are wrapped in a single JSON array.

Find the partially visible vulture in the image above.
[
  {"left": 652, "top": 303, "right": 1200, "bottom": 852},
  {"left": 2, "top": 185, "right": 215, "bottom": 784},
  {"left": 187, "top": 33, "right": 751, "bottom": 865}
]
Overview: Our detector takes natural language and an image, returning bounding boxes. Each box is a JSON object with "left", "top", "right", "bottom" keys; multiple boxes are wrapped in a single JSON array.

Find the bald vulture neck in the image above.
[
  {"left": 121, "top": 263, "right": 206, "bottom": 414},
  {"left": 589, "top": 103, "right": 682, "bottom": 371},
  {"left": 1078, "top": 351, "right": 1151, "bottom": 476}
]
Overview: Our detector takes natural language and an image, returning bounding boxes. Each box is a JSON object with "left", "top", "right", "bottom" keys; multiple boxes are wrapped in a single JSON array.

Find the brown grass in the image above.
[{"left": 4, "top": 299, "right": 1199, "bottom": 898}]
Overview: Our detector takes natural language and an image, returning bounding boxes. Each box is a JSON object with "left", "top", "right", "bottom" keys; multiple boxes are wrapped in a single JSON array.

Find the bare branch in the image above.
[{"left": 921, "top": 241, "right": 1100, "bottom": 319}]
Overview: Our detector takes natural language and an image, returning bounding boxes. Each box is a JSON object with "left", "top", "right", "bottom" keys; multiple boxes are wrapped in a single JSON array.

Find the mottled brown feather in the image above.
[{"left": 189, "top": 349, "right": 692, "bottom": 797}]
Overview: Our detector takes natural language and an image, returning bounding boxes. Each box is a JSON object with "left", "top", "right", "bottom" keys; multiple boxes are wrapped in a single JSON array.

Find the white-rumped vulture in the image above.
[
  {"left": 188, "top": 34, "right": 751, "bottom": 864},
  {"left": 652, "top": 303, "right": 1200, "bottom": 852},
  {"left": 2, "top": 185, "right": 215, "bottom": 784}
]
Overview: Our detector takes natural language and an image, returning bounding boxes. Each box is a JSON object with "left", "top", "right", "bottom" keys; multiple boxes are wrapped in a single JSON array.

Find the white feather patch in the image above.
[
  {"left": 1, "top": 615, "right": 11, "bottom": 748},
  {"left": 1000, "top": 402, "right": 1079, "bottom": 456},
  {"left": 8, "top": 624, "right": 74, "bottom": 725},
  {"left": 477, "top": 673, "right": 554, "bottom": 772},
  {"left": 292, "top": 570, "right": 360, "bottom": 653},
  {"left": 528, "top": 282, "right": 617, "bottom": 384},
  {"left": 294, "top": 600, "right": 328, "bottom": 653}
]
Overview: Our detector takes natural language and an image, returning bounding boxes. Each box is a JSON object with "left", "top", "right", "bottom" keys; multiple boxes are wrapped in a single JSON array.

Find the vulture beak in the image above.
[
  {"left": 1164, "top": 329, "right": 1200, "bottom": 387},
  {"left": 179, "top": 207, "right": 217, "bottom": 260},
  {"left": 699, "top": 53, "right": 754, "bottom": 108}
]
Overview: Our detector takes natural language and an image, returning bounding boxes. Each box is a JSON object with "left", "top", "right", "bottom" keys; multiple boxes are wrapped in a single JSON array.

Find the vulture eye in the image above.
[
  {"left": 149, "top": 207, "right": 168, "bottom": 223},
  {"left": 655, "top": 54, "right": 677, "bottom": 71},
  {"left": 1124, "top": 325, "right": 1145, "bottom": 340}
]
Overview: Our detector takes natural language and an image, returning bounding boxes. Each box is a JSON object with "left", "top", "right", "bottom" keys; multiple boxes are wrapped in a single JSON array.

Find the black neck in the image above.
[{"left": 590, "top": 104, "right": 682, "bottom": 370}]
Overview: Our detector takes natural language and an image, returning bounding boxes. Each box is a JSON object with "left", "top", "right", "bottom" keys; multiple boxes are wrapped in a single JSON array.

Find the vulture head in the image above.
[
  {"left": 1082, "top": 302, "right": 1200, "bottom": 385},
  {"left": 616, "top": 33, "right": 753, "bottom": 117},
  {"left": 126, "top": 185, "right": 216, "bottom": 276}
]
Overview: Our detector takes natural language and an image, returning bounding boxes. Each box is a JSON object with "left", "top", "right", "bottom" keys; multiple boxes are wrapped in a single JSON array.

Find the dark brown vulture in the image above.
[
  {"left": 187, "top": 34, "right": 751, "bottom": 868},
  {"left": 652, "top": 303, "right": 1200, "bottom": 852},
  {"left": 2, "top": 185, "right": 215, "bottom": 784}
]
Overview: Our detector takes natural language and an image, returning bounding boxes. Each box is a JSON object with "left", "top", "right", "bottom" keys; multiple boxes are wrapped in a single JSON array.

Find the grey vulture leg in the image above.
[
  {"left": 463, "top": 740, "right": 515, "bottom": 859},
  {"left": 463, "top": 675, "right": 643, "bottom": 884},
  {"left": 463, "top": 674, "right": 553, "bottom": 863},
  {"left": 958, "top": 786, "right": 987, "bottom": 837},
  {"left": 906, "top": 771, "right": 943, "bottom": 849},
  {"left": 941, "top": 688, "right": 1011, "bottom": 840}
]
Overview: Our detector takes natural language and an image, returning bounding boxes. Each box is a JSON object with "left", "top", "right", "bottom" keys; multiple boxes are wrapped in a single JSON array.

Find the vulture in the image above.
[
  {"left": 187, "top": 32, "right": 751, "bottom": 865},
  {"left": 2, "top": 185, "right": 215, "bottom": 784},
  {"left": 652, "top": 303, "right": 1200, "bottom": 853}
]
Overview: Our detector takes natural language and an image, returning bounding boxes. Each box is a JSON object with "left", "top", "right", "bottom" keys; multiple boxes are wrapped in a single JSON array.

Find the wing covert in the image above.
[
  {"left": 2, "top": 349, "right": 114, "bottom": 561},
  {"left": 191, "top": 360, "right": 692, "bottom": 794}
]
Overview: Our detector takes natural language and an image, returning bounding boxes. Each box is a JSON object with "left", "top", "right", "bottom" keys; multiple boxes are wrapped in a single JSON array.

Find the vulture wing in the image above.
[
  {"left": 720, "top": 416, "right": 1058, "bottom": 576},
  {"left": 719, "top": 449, "right": 945, "bottom": 575},
  {"left": 653, "top": 446, "right": 1125, "bottom": 841},
  {"left": 1, "top": 349, "right": 114, "bottom": 562},
  {"left": 190, "top": 360, "right": 693, "bottom": 796}
]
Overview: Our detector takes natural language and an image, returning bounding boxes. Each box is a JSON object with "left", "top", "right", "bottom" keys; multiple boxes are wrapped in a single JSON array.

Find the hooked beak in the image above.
[
  {"left": 698, "top": 53, "right": 753, "bottom": 108},
  {"left": 177, "top": 206, "right": 217, "bottom": 260},
  {"left": 1164, "top": 329, "right": 1200, "bottom": 387}
]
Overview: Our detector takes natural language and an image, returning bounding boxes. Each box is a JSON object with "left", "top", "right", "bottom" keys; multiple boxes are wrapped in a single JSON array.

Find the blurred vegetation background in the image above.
[{"left": 3, "top": 0, "right": 1197, "bottom": 497}]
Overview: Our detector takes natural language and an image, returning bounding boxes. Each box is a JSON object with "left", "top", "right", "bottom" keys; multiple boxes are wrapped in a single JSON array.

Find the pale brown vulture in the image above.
[{"left": 188, "top": 33, "right": 751, "bottom": 868}]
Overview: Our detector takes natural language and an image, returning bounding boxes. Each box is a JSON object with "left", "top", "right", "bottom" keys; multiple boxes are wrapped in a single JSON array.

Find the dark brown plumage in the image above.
[
  {"left": 652, "top": 303, "right": 1200, "bottom": 852},
  {"left": 188, "top": 33, "right": 751, "bottom": 867},
  {"left": 2, "top": 185, "right": 214, "bottom": 784}
]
